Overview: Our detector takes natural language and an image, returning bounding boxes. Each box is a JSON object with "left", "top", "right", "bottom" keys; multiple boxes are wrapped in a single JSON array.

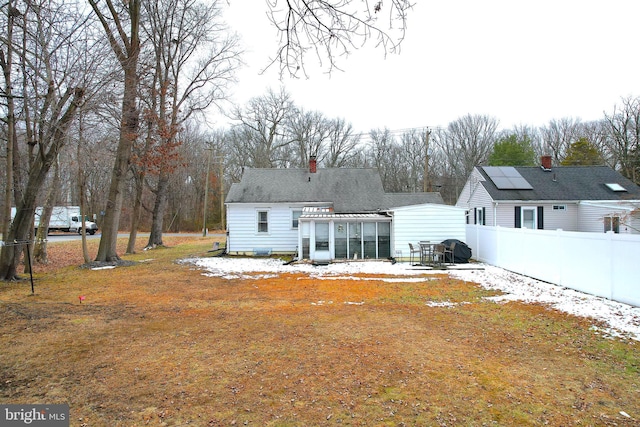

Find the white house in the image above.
[
  {"left": 456, "top": 156, "right": 640, "bottom": 233},
  {"left": 225, "top": 157, "right": 466, "bottom": 261}
]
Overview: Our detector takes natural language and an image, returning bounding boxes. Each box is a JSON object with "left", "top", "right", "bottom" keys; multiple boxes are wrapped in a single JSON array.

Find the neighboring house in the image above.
[
  {"left": 225, "top": 157, "right": 466, "bottom": 261},
  {"left": 456, "top": 156, "right": 640, "bottom": 233}
]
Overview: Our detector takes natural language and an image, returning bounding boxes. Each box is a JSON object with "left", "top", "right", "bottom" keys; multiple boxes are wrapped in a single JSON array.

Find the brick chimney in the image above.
[
  {"left": 541, "top": 155, "right": 552, "bottom": 171},
  {"left": 309, "top": 155, "right": 317, "bottom": 173}
]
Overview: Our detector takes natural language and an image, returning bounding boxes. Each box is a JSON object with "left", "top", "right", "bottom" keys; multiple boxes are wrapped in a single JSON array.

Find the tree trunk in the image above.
[
  {"left": 92, "top": 0, "right": 141, "bottom": 262},
  {"left": 78, "top": 115, "right": 91, "bottom": 264},
  {"left": 126, "top": 169, "right": 145, "bottom": 254},
  {"left": 34, "top": 161, "right": 61, "bottom": 264},
  {"left": 146, "top": 171, "right": 169, "bottom": 248},
  {"left": 1, "top": 4, "right": 16, "bottom": 240},
  {"left": 95, "top": 64, "right": 139, "bottom": 262}
]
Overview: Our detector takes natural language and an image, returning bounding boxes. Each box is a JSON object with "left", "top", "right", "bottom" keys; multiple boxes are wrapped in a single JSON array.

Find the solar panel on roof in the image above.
[{"left": 483, "top": 166, "right": 533, "bottom": 190}]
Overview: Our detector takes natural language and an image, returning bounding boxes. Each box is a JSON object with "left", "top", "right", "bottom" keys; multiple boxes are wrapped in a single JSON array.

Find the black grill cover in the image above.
[{"left": 441, "top": 239, "right": 472, "bottom": 263}]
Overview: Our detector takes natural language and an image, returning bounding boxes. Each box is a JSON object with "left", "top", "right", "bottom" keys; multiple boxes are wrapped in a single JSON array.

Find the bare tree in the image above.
[
  {"left": 604, "top": 96, "right": 640, "bottom": 184},
  {"left": 540, "top": 117, "right": 583, "bottom": 165},
  {"left": 130, "top": 0, "right": 241, "bottom": 249},
  {"left": 287, "top": 108, "right": 330, "bottom": 167},
  {"left": 265, "top": 0, "right": 413, "bottom": 77},
  {"left": 434, "top": 114, "right": 499, "bottom": 180},
  {"left": 366, "top": 128, "right": 397, "bottom": 189},
  {"left": 324, "top": 117, "right": 361, "bottom": 167},
  {"left": 0, "top": 0, "right": 88, "bottom": 280},
  {"left": 0, "top": 0, "right": 18, "bottom": 240},
  {"left": 89, "top": 0, "right": 142, "bottom": 262},
  {"left": 398, "top": 129, "right": 427, "bottom": 192},
  {"left": 229, "top": 87, "right": 295, "bottom": 167},
  {"left": 504, "top": 124, "right": 543, "bottom": 159}
]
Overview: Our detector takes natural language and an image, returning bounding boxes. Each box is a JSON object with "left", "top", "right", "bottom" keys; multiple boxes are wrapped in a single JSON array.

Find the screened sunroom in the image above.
[{"left": 298, "top": 207, "right": 392, "bottom": 262}]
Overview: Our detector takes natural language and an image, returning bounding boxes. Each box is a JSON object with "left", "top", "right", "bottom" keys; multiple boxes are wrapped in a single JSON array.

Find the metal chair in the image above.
[
  {"left": 432, "top": 244, "right": 446, "bottom": 266},
  {"left": 418, "top": 241, "right": 432, "bottom": 265},
  {"left": 408, "top": 243, "right": 421, "bottom": 265},
  {"left": 444, "top": 241, "right": 456, "bottom": 264}
]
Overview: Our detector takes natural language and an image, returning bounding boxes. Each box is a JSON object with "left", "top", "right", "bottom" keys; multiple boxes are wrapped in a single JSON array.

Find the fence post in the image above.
[{"left": 607, "top": 231, "right": 614, "bottom": 301}]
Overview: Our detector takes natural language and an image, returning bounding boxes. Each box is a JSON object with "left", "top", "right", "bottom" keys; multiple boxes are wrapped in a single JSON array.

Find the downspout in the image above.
[{"left": 494, "top": 202, "right": 498, "bottom": 226}]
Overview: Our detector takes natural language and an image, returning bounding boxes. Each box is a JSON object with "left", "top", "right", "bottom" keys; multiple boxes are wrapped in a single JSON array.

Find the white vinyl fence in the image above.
[{"left": 465, "top": 225, "right": 640, "bottom": 307}]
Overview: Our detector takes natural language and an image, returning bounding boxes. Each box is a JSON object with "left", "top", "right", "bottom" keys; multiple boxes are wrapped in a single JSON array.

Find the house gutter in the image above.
[
  {"left": 580, "top": 201, "right": 639, "bottom": 211},
  {"left": 497, "top": 200, "right": 582, "bottom": 204}
]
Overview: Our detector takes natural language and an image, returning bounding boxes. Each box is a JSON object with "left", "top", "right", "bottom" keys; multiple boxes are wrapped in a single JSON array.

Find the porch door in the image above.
[
  {"left": 377, "top": 222, "right": 391, "bottom": 258},
  {"left": 363, "top": 223, "right": 377, "bottom": 258},
  {"left": 348, "top": 222, "right": 362, "bottom": 259},
  {"left": 315, "top": 223, "right": 330, "bottom": 251},
  {"left": 334, "top": 222, "right": 348, "bottom": 258}
]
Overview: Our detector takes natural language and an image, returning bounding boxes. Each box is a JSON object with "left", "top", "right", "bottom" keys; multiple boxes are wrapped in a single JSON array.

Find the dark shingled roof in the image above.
[
  {"left": 225, "top": 167, "right": 443, "bottom": 213},
  {"left": 478, "top": 165, "right": 640, "bottom": 201}
]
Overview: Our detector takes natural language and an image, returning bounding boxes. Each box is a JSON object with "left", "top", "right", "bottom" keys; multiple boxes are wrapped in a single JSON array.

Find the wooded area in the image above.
[{"left": 1, "top": 0, "right": 639, "bottom": 278}]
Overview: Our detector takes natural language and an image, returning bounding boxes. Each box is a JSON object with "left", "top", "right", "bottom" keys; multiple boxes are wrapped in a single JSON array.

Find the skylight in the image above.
[{"left": 605, "top": 183, "right": 627, "bottom": 192}]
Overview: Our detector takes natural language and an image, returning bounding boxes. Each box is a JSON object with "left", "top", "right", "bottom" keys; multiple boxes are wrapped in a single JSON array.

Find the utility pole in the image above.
[
  {"left": 219, "top": 157, "right": 225, "bottom": 230},
  {"left": 423, "top": 128, "right": 432, "bottom": 192},
  {"left": 203, "top": 149, "right": 211, "bottom": 236}
]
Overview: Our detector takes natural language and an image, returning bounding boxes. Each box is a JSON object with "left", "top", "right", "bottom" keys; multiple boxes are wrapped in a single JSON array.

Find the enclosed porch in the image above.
[{"left": 298, "top": 209, "right": 392, "bottom": 262}]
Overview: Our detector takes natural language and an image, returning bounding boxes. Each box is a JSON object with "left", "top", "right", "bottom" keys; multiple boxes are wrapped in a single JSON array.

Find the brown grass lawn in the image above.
[{"left": 0, "top": 235, "right": 638, "bottom": 426}]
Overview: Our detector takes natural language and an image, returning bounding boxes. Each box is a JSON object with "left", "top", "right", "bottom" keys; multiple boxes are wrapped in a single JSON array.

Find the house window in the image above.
[
  {"left": 604, "top": 216, "right": 620, "bottom": 233},
  {"left": 521, "top": 207, "right": 536, "bottom": 229},
  {"left": 292, "top": 210, "right": 302, "bottom": 229},
  {"left": 476, "top": 207, "right": 486, "bottom": 225},
  {"left": 315, "top": 222, "right": 329, "bottom": 250},
  {"left": 515, "top": 206, "right": 543, "bottom": 229},
  {"left": 257, "top": 210, "right": 269, "bottom": 233},
  {"left": 553, "top": 205, "right": 566, "bottom": 211}
]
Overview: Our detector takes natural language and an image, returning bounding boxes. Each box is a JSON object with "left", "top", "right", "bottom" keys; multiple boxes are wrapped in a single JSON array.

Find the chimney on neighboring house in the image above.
[
  {"left": 309, "top": 155, "right": 317, "bottom": 173},
  {"left": 541, "top": 155, "right": 552, "bottom": 171}
]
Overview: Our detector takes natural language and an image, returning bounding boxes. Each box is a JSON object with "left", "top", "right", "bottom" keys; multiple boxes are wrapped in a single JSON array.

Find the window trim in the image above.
[
  {"left": 476, "top": 207, "right": 486, "bottom": 226},
  {"left": 521, "top": 206, "right": 537, "bottom": 230},
  {"left": 256, "top": 210, "right": 269, "bottom": 234},
  {"left": 291, "top": 210, "right": 302, "bottom": 229},
  {"left": 604, "top": 215, "right": 620, "bottom": 233}
]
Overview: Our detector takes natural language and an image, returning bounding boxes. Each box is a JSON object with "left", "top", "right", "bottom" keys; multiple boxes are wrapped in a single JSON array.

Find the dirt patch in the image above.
[{"left": 0, "top": 236, "right": 638, "bottom": 426}]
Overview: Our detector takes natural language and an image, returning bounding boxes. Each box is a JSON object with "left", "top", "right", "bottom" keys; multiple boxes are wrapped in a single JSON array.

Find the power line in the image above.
[{"left": 353, "top": 125, "right": 443, "bottom": 142}]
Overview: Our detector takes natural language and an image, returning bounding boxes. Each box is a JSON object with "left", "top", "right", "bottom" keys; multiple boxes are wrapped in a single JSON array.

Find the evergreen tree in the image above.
[
  {"left": 560, "top": 138, "right": 603, "bottom": 166},
  {"left": 488, "top": 134, "right": 536, "bottom": 166}
]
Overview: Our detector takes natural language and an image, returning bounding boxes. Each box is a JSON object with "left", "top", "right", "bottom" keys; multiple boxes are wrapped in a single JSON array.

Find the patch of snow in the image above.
[
  {"left": 184, "top": 257, "right": 640, "bottom": 341},
  {"left": 450, "top": 265, "right": 640, "bottom": 341},
  {"left": 426, "top": 301, "right": 456, "bottom": 308},
  {"left": 426, "top": 301, "right": 471, "bottom": 308}
]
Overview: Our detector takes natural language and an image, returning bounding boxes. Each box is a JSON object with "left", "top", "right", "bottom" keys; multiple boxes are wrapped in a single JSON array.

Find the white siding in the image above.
[
  {"left": 495, "top": 203, "right": 514, "bottom": 228},
  {"left": 391, "top": 204, "right": 466, "bottom": 261},
  {"left": 577, "top": 203, "right": 639, "bottom": 234},
  {"left": 226, "top": 203, "right": 304, "bottom": 254},
  {"left": 496, "top": 203, "right": 578, "bottom": 230},
  {"left": 455, "top": 168, "right": 494, "bottom": 226},
  {"left": 545, "top": 203, "right": 578, "bottom": 230},
  {"left": 630, "top": 212, "right": 640, "bottom": 234}
]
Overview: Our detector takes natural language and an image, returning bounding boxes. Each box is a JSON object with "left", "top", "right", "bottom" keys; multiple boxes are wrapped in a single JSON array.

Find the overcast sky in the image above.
[{"left": 219, "top": 1, "right": 640, "bottom": 134}]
